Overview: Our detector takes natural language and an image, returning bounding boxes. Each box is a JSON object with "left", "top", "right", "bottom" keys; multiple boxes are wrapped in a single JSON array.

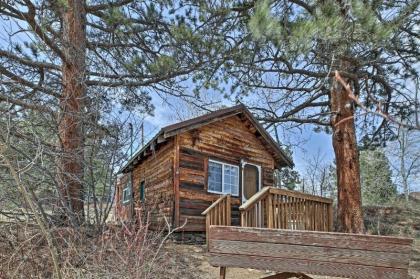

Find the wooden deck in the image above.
[
  {"left": 240, "top": 187, "right": 333, "bottom": 231},
  {"left": 202, "top": 187, "right": 334, "bottom": 244},
  {"left": 202, "top": 187, "right": 414, "bottom": 279}
]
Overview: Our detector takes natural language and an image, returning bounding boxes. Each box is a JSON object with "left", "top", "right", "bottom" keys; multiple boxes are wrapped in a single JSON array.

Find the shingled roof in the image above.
[{"left": 120, "top": 104, "right": 293, "bottom": 173}]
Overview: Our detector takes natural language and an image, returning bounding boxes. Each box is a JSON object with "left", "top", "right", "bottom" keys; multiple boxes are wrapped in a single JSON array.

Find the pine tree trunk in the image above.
[
  {"left": 330, "top": 73, "right": 365, "bottom": 233},
  {"left": 58, "top": 0, "right": 86, "bottom": 224}
]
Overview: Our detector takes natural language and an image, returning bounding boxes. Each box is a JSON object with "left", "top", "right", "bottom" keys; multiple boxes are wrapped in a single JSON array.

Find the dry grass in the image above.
[
  {"left": 1, "top": 201, "right": 419, "bottom": 279},
  {"left": 0, "top": 216, "right": 181, "bottom": 279}
]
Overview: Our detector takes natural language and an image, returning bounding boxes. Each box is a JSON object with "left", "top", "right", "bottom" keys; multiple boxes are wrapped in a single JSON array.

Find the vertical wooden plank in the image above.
[
  {"left": 309, "top": 201, "right": 314, "bottom": 231},
  {"left": 173, "top": 135, "right": 180, "bottom": 227},
  {"left": 213, "top": 206, "right": 216, "bottom": 224},
  {"left": 280, "top": 195, "right": 284, "bottom": 229},
  {"left": 268, "top": 194, "right": 273, "bottom": 228},
  {"left": 316, "top": 202, "right": 320, "bottom": 231},
  {"left": 291, "top": 196, "right": 295, "bottom": 230},
  {"left": 219, "top": 267, "right": 226, "bottom": 279},
  {"left": 227, "top": 195, "right": 231, "bottom": 226},
  {"left": 206, "top": 214, "right": 210, "bottom": 248},
  {"left": 328, "top": 203, "right": 333, "bottom": 232},
  {"left": 285, "top": 196, "right": 289, "bottom": 229},
  {"left": 221, "top": 199, "right": 225, "bottom": 225},
  {"left": 272, "top": 194, "right": 276, "bottom": 228},
  {"left": 298, "top": 198, "right": 303, "bottom": 229},
  {"left": 251, "top": 208, "right": 254, "bottom": 227},
  {"left": 276, "top": 194, "right": 280, "bottom": 229},
  {"left": 218, "top": 202, "right": 221, "bottom": 225},
  {"left": 282, "top": 197, "right": 286, "bottom": 229},
  {"left": 296, "top": 198, "right": 300, "bottom": 229}
]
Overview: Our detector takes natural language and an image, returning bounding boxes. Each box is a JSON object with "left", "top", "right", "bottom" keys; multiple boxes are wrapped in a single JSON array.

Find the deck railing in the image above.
[
  {"left": 202, "top": 194, "right": 231, "bottom": 244},
  {"left": 240, "top": 187, "right": 333, "bottom": 232}
]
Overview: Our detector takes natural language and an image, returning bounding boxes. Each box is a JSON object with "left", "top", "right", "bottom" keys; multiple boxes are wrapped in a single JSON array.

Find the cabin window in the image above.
[
  {"left": 208, "top": 160, "right": 239, "bottom": 196},
  {"left": 122, "top": 185, "right": 131, "bottom": 204},
  {"left": 139, "top": 181, "right": 145, "bottom": 202}
]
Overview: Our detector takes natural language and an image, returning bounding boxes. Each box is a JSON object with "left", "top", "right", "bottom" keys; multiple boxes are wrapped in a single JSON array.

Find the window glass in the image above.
[
  {"left": 226, "top": 166, "right": 239, "bottom": 196},
  {"left": 139, "top": 181, "right": 145, "bottom": 202},
  {"left": 208, "top": 160, "right": 239, "bottom": 196},
  {"left": 208, "top": 161, "right": 222, "bottom": 193},
  {"left": 122, "top": 185, "right": 131, "bottom": 203}
]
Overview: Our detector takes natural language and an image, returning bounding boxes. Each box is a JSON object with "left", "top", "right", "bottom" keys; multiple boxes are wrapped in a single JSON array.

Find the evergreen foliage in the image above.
[{"left": 360, "top": 148, "right": 397, "bottom": 204}]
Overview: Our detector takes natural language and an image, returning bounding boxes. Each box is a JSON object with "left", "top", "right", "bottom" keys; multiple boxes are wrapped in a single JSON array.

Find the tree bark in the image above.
[
  {"left": 330, "top": 72, "right": 365, "bottom": 234},
  {"left": 58, "top": 0, "right": 86, "bottom": 224}
]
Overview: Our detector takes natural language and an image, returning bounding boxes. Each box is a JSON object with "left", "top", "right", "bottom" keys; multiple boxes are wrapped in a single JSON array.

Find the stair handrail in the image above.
[
  {"left": 239, "top": 186, "right": 271, "bottom": 211},
  {"left": 268, "top": 187, "right": 333, "bottom": 204},
  {"left": 202, "top": 194, "right": 232, "bottom": 247},
  {"left": 202, "top": 194, "right": 229, "bottom": 215}
]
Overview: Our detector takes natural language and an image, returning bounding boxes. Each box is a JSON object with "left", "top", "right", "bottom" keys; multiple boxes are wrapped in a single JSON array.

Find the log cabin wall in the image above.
[
  {"left": 177, "top": 115, "right": 277, "bottom": 231},
  {"left": 115, "top": 173, "right": 132, "bottom": 221},
  {"left": 115, "top": 140, "right": 175, "bottom": 229},
  {"left": 132, "top": 140, "right": 174, "bottom": 230}
]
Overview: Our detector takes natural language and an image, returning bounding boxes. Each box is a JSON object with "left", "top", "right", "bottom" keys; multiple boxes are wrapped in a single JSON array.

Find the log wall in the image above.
[
  {"left": 115, "top": 173, "right": 132, "bottom": 221},
  {"left": 115, "top": 140, "right": 175, "bottom": 229},
  {"left": 177, "top": 115, "right": 277, "bottom": 231},
  {"left": 116, "top": 115, "right": 280, "bottom": 231},
  {"left": 132, "top": 140, "right": 174, "bottom": 230}
]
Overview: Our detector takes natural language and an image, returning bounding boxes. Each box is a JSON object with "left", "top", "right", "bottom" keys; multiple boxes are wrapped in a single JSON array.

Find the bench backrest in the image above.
[{"left": 208, "top": 226, "right": 413, "bottom": 279}]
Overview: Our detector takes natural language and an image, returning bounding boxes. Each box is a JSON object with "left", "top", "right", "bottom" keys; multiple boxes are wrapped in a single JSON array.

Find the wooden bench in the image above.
[{"left": 208, "top": 226, "right": 414, "bottom": 279}]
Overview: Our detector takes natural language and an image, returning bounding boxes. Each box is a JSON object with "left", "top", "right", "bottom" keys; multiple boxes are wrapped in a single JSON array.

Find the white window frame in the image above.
[
  {"left": 207, "top": 159, "right": 239, "bottom": 197},
  {"left": 122, "top": 185, "right": 131, "bottom": 204}
]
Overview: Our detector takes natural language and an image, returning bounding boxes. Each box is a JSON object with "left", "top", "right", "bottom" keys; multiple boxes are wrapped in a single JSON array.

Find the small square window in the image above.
[{"left": 207, "top": 160, "right": 239, "bottom": 196}]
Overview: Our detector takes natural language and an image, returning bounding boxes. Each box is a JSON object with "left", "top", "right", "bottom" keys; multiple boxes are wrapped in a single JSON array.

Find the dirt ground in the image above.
[{"left": 163, "top": 240, "right": 420, "bottom": 279}]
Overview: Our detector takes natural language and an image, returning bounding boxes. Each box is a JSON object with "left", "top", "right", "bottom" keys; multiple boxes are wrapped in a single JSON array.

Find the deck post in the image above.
[
  {"left": 219, "top": 267, "right": 226, "bottom": 279},
  {"left": 328, "top": 203, "right": 333, "bottom": 231},
  {"left": 268, "top": 194, "right": 273, "bottom": 228},
  {"left": 240, "top": 211, "right": 246, "bottom": 227},
  {"left": 205, "top": 214, "right": 210, "bottom": 248},
  {"left": 226, "top": 195, "right": 231, "bottom": 226}
]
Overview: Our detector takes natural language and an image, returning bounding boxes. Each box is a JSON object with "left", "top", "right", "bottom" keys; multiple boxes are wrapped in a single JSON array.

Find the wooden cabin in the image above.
[{"left": 114, "top": 104, "right": 293, "bottom": 231}]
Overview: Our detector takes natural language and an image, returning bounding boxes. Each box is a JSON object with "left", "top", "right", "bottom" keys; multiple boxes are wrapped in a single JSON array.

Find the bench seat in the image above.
[{"left": 208, "top": 226, "right": 414, "bottom": 279}]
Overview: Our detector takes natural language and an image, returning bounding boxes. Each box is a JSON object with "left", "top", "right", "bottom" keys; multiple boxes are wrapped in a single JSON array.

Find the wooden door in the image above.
[{"left": 242, "top": 164, "right": 260, "bottom": 203}]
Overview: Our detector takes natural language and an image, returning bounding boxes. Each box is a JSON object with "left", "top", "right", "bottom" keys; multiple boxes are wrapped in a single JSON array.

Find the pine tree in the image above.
[
  {"left": 360, "top": 149, "right": 397, "bottom": 204},
  {"left": 191, "top": 0, "right": 418, "bottom": 233},
  {"left": 0, "top": 0, "right": 216, "bottom": 224}
]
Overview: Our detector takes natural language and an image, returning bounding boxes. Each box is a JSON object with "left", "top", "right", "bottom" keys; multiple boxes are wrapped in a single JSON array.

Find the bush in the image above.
[{"left": 0, "top": 214, "right": 179, "bottom": 279}]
